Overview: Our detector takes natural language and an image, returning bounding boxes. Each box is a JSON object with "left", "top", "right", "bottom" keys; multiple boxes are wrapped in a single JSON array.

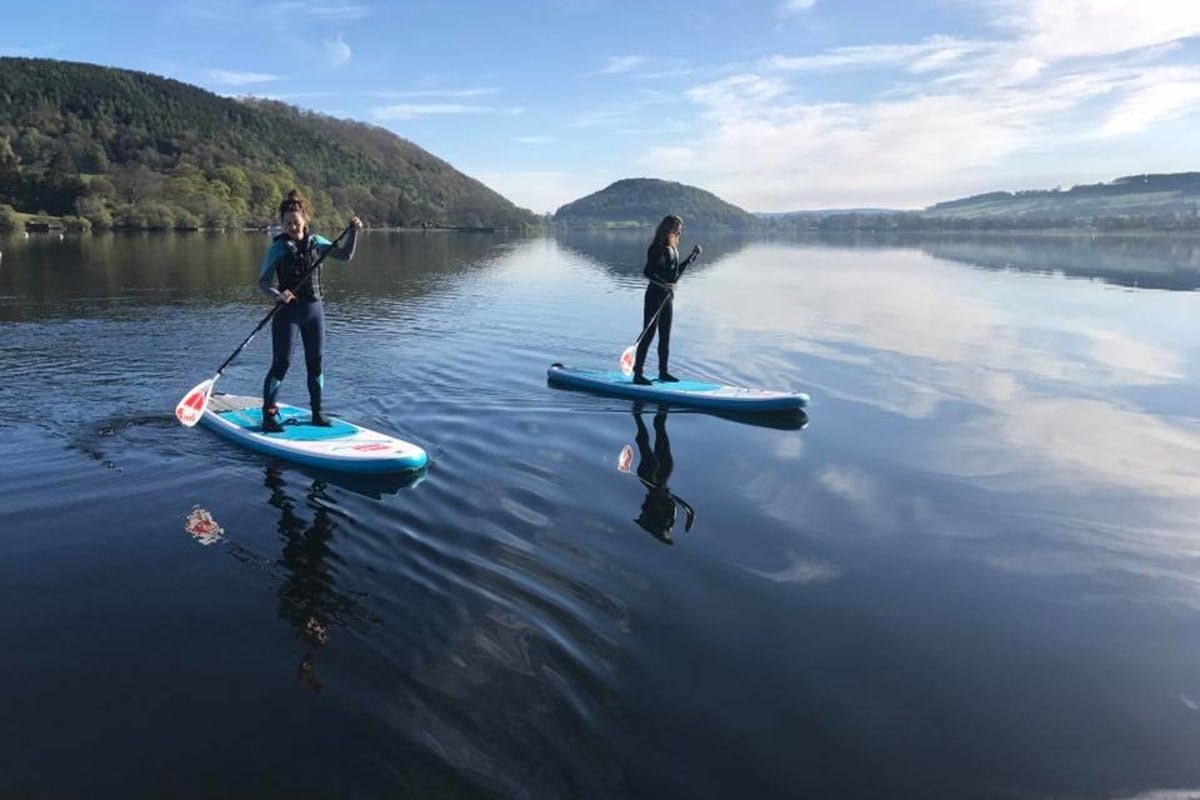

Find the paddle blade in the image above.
[
  {"left": 175, "top": 379, "right": 215, "bottom": 427},
  {"left": 619, "top": 346, "right": 636, "bottom": 376}
]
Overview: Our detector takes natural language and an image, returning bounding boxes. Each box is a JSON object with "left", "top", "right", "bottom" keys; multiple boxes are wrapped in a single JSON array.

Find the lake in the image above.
[{"left": 2, "top": 228, "right": 1199, "bottom": 799}]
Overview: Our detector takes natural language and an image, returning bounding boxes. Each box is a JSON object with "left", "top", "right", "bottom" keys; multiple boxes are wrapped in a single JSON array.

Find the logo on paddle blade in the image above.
[
  {"left": 175, "top": 381, "right": 212, "bottom": 426},
  {"left": 619, "top": 347, "right": 635, "bottom": 376},
  {"left": 175, "top": 394, "right": 204, "bottom": 425}
]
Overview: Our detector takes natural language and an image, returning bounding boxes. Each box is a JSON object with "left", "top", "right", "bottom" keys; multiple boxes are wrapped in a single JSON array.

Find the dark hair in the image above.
[
  {"left": 652, "top": 214, "right": 683, "bottom": 247},
  {"left": 278, "top": 189, "right": 310, "bottom": 220}
]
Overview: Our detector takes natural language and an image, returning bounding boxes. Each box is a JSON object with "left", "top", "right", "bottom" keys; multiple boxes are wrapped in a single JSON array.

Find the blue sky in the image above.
[{"left": 4, "top": 0, "right": 1200, "bottom": 214}]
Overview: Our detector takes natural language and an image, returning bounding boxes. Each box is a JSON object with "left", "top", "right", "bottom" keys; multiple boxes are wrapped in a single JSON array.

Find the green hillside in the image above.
[
  {"left": 553, "top": 178, "right": 759, "bottom": 230},
  {"left": 757, "top": 173, "right": 1200, "bottom": 233},
  {"left": 0, "top": 57, "right": 539, "bottom": 232},
  {"left": 921, "top": 173, "right": 1200, "bottom": 228}
]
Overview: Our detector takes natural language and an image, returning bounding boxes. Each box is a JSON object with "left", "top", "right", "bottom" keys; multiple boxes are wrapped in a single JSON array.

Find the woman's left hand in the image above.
[{"left": 349, "top": 216, "right": 363, "bottom": 230}]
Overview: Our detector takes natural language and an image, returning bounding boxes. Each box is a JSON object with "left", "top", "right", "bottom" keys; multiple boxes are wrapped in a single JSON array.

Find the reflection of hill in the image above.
[
  {"left": 0, "top": 230, "right": 515, "bottom": 322},
  {"left": 554, "top": 229, "right": 747, "bottom": 281},
  {"left": 922, "top": 234, "right": 1200, "bottom": 291},
  {"left": 781, "top": 231, "right": 1200, "bottom": 291}
]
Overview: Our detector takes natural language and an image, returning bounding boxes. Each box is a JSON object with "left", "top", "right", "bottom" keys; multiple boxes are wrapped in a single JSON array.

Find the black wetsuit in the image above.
[{"left": 633, "top": 241, "right": 698, "bottom": 377}]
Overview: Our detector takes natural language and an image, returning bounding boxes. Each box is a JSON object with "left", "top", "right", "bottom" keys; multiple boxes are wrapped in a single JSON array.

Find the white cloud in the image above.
[
  {"left": 466, "top": 169, "right": 610, "bottom": 215},
  {"left": 638, "top": 0, "right": 1200, "bottom": 210},
  {"left": 207, "top": 69, "right": 280, "bottom": 85},
  {"left": 780, "top": 0, "right": 816, "bottom": 12},
  {"left": 991, "top": 0, "right": 1200, "bottom": 60},
  {"left": 1095, "top": 68, "right": 1200, "bottom": 137},
  {"left": 325, "top": 35, "right": 352, "bottom": 67},
  {"left": 593, "top": 55, "right": 647, "bottom": 75},
  {"left": 273, "top": 1, "right": 370, "bottom": 20},
  {"left": 365, "top": 87, "right": 500, "bottom": 99},
  {"left": 370, "top": 103, "right": 493, "bottom": 120},
  {"left": 567, "top": 107, "right": 640, "bottom": 128},
  {"left": 768, "top": 36, "right": 990, "bottom": 73},
  {"left": 237, "top": 90, "right": 335, "bottom": 101}
]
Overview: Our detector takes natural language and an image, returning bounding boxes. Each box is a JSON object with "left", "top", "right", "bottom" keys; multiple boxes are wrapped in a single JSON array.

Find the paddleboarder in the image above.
[
  {"left": 632, "top": 214, "right": 701, "bottom": 386},
  {"left": 258, "top": 190, "right": 362, "bottom": 432}
]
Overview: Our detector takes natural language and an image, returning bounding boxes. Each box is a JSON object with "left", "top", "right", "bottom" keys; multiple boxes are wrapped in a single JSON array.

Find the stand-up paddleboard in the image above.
[
  {"left": 547, "top": 363, "right": 809, "bottom": 412},
  {"left": 199, "top": 394, "right": 428, "bottom": 474}
]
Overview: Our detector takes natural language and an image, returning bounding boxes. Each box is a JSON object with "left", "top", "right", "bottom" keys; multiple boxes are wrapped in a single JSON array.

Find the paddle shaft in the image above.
[{"left": 212, "top": 224, "right": 354, "bottom": 377}]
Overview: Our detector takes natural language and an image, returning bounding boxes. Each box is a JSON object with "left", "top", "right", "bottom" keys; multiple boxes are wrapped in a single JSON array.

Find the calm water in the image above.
[{"left": 2, "top": 229, "right": 1200, "bottom": 799}]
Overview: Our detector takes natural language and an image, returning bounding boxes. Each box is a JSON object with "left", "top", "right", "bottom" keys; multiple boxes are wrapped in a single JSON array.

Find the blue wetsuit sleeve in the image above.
[
  {"left": 314, "top": 229, "right": 358, "bottom": 262},
  {"left": 257, "top": 242, "right": 285, "bottom": 299}
]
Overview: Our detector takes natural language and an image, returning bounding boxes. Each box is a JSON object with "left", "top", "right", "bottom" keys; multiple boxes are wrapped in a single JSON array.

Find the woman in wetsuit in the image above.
[
  {"left": 632, "top": 214, "right": 701, "bottom": 385},
  {"left": 259, "top": 189, "right": 362, "bottom": 432}
]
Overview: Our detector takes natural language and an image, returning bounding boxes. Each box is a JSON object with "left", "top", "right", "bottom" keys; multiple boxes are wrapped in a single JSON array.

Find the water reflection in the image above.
[
  {"left": 554, "top": 228, "right": 744, "bottom": 282},
  {"left": 783, "top": 230, "right": 1200, "bottom": 290},
  {"left": 0, "top": 230, "right": 519, "bottom": 322},
  {"left": 263, "top": 466, "right": 348, "bottom": 691},
  {"left": 620, "top": 407, "right": 695, "bottom": 545},
  {"left": 258, "top": 464, "right": 420, "bottom": 691}
]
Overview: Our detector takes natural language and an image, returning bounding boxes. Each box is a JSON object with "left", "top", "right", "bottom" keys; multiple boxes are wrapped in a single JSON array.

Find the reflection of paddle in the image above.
[{"left": 175, "top": 224, "right": 355, "bottom": 427}]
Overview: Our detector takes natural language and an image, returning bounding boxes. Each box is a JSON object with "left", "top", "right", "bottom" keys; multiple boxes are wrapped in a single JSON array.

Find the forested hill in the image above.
[
  {"left": 923, "top": 172, "right": 1200, "bottom": 224},
  {"left": 0, "top": 57, "right": 539, "bottom": 231},
  {"left": 553, "top": 178, "right": 759, "bottom": 229}
]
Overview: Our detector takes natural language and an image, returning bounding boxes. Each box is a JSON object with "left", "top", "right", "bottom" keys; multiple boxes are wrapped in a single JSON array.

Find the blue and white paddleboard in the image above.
[
  {"left": 200, "top": 394, "right": 428, "bottom": 474},
  {"left": 547, "top": 364, "right": 809, "bottom": 412}
]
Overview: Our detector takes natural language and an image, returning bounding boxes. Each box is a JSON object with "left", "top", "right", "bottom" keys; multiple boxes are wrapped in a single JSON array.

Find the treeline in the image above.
[
  {"left": 0, "top": 57, "right": 540, "bottom": 233},
  {"left": 553, "top": 174, "right": 1200, "bottom": 234},
  {"left": 760, "top": 210, "right": 1200, "bottom": 233}
]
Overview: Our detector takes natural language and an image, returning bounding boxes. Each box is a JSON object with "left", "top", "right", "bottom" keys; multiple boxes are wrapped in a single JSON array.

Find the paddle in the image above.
[
  {"left": 175, "top": 223, "right": 355, "bottom": 427},
  {"left": 619, "top": 244, "right": 700, "bottom": 376}
]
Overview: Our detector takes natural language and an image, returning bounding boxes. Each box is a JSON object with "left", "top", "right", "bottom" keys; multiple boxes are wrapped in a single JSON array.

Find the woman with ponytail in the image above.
[{"left": 257, "top": 189, "right": 362, "bottom": 431}]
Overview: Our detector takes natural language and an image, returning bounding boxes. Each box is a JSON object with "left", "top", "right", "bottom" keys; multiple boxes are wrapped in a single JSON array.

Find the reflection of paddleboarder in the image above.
[
  {"left": 621, "top": 408, "right": 695, "bottom": 545},
  {"left": 264, "top": 466, "right": 341, "bottom": 692}
]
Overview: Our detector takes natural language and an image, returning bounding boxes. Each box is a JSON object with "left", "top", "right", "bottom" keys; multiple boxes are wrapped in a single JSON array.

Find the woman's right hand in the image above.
[{"left": 278, "top": 290, "right": 296, "bottom": 304}]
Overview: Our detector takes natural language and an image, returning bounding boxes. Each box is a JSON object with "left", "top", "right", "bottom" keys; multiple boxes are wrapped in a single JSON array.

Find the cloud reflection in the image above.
[{"left": 687, "top": 243, "right": 1200, "bottom": 503}]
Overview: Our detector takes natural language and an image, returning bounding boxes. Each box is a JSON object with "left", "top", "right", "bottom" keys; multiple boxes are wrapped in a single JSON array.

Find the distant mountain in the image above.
[
  {"left": 760, "top": 208, "right": 897, "bottom": 218},
  {"left": 756, "top": 173, "right": 1200, "bottom": 233},
  {"left": 0, "top": 57, "right": 539, "bottom": 231},
  {"left": 553, "top": 178, "right": 759, "bottom": 230},
  {"left": 923, "top": 172, "right": 1200, "bottom": 225}
]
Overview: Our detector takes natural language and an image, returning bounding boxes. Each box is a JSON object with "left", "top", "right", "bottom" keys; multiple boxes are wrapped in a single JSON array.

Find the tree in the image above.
[{"left": 112, "top": 163, "right": 163, "bottom": 205}]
